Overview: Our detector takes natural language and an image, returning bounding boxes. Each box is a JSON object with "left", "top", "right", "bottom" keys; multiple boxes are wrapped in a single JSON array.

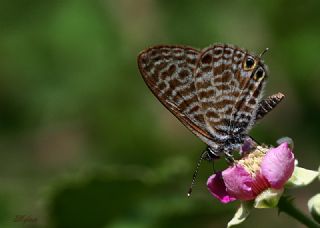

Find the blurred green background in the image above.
[{"left": 0, "top": 0, "right": 319, "bottom": 227}]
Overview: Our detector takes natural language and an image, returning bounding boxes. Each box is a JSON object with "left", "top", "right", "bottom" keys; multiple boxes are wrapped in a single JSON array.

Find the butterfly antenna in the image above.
[
  {"left": 187, "top": 150, "right": 207, "bottom": 197},
  {"left": 259, "top": 48, "right": 269, "bottom": 58}
]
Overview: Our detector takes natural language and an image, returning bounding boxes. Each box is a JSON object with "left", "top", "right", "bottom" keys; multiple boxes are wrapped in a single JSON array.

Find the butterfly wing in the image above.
[
  {"left": 194, "top": 44, "right": 267, "bottom": 153},
  {"left": 137, "top": 45, "right": 214, "bottom": 145}
]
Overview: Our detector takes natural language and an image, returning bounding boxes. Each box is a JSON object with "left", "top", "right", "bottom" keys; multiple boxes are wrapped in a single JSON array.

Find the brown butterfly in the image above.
[{"left": 138, "top": 44, "right": 284, "bottom": 195}]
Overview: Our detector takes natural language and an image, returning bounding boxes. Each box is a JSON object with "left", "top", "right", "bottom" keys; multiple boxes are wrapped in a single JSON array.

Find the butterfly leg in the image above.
[
  {"left": 205, "top": 146, "right": 220, "bottom": 160},
  {"left": 212, "top": 160, "right": 216, "bottom": 173},
  {"left": 224, "top": 152, "right": 235, "bottom": 164},
  {"left": 205, "top": 147, "right": 219, "bottom": 173}
]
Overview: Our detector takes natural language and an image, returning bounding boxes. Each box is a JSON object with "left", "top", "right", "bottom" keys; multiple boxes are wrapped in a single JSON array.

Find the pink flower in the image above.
[{"left": 207, "top": 142, "right": 295, "bottom": 203}]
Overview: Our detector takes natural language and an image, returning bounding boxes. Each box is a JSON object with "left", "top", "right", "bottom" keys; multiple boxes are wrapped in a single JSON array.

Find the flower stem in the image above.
[{"left": 278, "top": 196, "right": 320, "bottom": 228}]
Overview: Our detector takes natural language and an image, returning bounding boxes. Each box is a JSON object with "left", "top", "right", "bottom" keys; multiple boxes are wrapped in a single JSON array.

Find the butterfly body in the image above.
[{"left": 138, "top": 44, "right": 283, "bottom": 159}]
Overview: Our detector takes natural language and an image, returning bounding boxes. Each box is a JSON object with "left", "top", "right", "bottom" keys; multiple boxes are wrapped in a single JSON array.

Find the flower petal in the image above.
[
  {"left": 254, "top": 188, "right": 284, "bottom": 208},
  {"left": 286, "top": 166, "right": 319, "bottom": 188},
  {"left": 207, "top": 172, "right": 236, "bottom": 203},
  {"left": 222, "top": 165, "right": 256, "bottom": 201},
  {"left": 227, "top": 201, "right": 253, "bottom": 227},
  {"left": 261, "top": 142, "right": 295, "bottom": 189},
  {"left": 308, "top": 194, "right": 320, "bottom": 223}
]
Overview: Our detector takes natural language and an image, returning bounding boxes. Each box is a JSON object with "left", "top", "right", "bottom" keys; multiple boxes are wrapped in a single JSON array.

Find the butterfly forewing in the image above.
[{"left": 137, "top": 45, "right": 214, "bottom": 145}]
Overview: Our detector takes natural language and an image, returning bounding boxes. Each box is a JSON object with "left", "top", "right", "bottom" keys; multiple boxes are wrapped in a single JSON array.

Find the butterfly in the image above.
[{"left": 137, "top": 44, "right": 284, "bottom": 194}]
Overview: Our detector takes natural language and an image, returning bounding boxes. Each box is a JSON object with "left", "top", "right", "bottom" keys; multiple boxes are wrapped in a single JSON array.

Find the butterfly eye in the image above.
[
  {"left": 244, "top": 57, "right": 255, "bottom": 70},
  {"left": 254, "top": 67, "right": 265, "bottom": 80}
]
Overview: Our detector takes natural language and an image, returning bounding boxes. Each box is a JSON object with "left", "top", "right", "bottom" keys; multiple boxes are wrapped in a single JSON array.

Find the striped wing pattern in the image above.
[
  {"left": 137, "top": 46, "right": 214, "bottom": 145},
  {"left": 138, "top": 44, "right": 284, "bottom": 157},
  {"left": 194, "top": 44, "right": 266, "bottom": 153}
]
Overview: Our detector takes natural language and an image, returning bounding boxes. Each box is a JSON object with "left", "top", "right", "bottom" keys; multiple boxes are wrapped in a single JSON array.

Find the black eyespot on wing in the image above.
[
  {"left": 256, "top": 68, "right": 264, "bottom": 78},
  {"left": 245, "top": 57, "right": 255, "bottom": 69},
  {"left": 254, "top": 67, "right": 265, "bottom": 80}
]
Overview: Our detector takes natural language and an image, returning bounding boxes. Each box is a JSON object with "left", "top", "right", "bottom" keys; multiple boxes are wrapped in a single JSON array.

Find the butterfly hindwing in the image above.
[{"left": 137, "top": 45, "right": 214, "bottom": 144}]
